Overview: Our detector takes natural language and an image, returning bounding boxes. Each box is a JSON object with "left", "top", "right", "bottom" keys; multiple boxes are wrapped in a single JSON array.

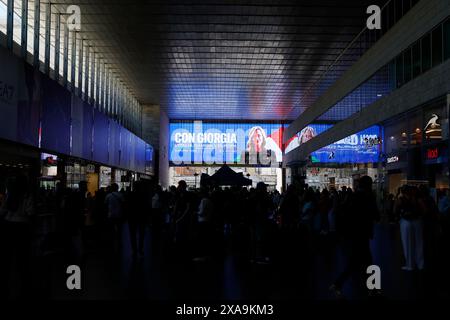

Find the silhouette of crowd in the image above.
[{"left": 1, "top": 174, "right": 450, "bottom": 299}]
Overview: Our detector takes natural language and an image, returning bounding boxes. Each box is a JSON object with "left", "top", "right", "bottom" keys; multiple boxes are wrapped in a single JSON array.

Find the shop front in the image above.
[
  {"left": 384, "top": 150, "right": 408, "bottom": 195},
  {"left": 61, "top": 157, "right": 98, "bottom": 195},
  {"left": 287, "top": 125, "right": 383, "bottom": 191},
  {"left": 423, "top": 143, "right": 449, "bottom": 190},
  {"left": 0, "top": 139, "right": 40, "bottom": 196},
  {"left": 114, "top": 169, "right": 132, "bottom": 191},
  {"left": 305, "top": 164, "right": 380, "bottom": 191},
  {"left": 99, "top": 166, "right": 112, "bottom": 189},
  {"left": 383, "top": 96, "right": 449, "bottom": 196},
  {"left": 39, "top": 152, "right": 60, "bottom": 189}
]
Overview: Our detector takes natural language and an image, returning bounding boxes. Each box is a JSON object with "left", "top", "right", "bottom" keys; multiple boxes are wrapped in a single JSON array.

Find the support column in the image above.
[
  {"left": 63, "top": 22, "right": 69, "bottom": 87},
  {"left": 44, "top": 2, "right": 51, "bottom": 74},
  {"left": 84, "top": 45, "right": 90, "bottom": 99},
  {"left": 78, "top": 37, "right": 84, "bottom": 96},
  {"left": 20, "top": 0, "right": 28, "bottom": 58},
  {"left": 90, "top": 51, "right": 95, "bottom": 104},
  {"left": 6, "top": 0, "right": 13, "bottom": 50},
  {"left": 95, "top": 56, "right": 100, "bottom": 108},
  {"left": 54, "top": 13, "right": 61, "bottom": 80},
  {"left": 70, "top": 31, "right": 76, "bottom": 91},
  {"left": 33, "top": 0, "right": 40, "bottom": 67}
]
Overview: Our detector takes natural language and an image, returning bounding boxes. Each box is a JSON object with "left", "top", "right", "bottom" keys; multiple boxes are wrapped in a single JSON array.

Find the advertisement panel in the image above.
[
  {"left": 0, "top": 46, "right": 40, "bottom": 147},
  {"left": 93, "top": 109, "right": 109, "bottom": 164},
  {"left": 17, "top": 63, "right": 41, "bottom": 147},
  {"left": 108, "top": 120, "right": 121, "bottom": 167},
  {"left": 71, "top": 94, "right": 84, "bottom": 158},
  {"left": 169, "top": 121, "right": 284, "bottom": 166},
  {"left": 40, "top": 77, "right": 71, "bottom": 155},
  {"left": 145, "top": 143, "right": 154, "bottom": 175},
  {"left": 129, "top": 134, "right": 136, "bottom": 172},
  {"left": 121, "top": 128, "right": 131, "bottom": 169},
  {"left": 135, "top": 138, "right": 146, "bottom": 173},
  {"left": 82, "top": 101, "right": 94, "bottom": 160},
  {"left": 0, "top": 45, "right": 20, "bottom": 143},
  {"left": 285, "top": 124, "right": 382, "bottom": 163}
]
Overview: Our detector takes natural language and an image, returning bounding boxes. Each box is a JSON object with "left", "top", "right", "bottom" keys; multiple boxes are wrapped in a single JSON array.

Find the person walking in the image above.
[
  {"left": 128, "top": 181, "right": 149, "bottom": 257},
  {"left": 330, "top": 176, "right": 380, "bottom": 299},
  {"left": 104, "top": 183, "right": 125, "bottom": 251},
  {"left": 395, "top": 185, "right": 424, "bottom": 271}
]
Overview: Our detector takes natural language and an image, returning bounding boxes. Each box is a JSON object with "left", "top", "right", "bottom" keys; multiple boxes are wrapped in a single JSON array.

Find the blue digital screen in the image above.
[
  {"left": 169, "top": 121, "right": 284, "bottom": 165},
  {"left": 285, "top": 125, "right": 382, "bottom": 163}
]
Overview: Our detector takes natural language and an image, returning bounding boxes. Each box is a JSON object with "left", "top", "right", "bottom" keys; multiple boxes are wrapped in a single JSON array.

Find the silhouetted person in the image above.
[
  {"left": 0, "top": 175, "right": 34, "bottom": 298},
  {"left": 194, "top": 187, "right": 214, "bottom": 260},
  {"left": 385, "top": 193, "right": 396, "bottom": 224},
  {"left": 317, "top": 189, "right": 331, "bottom": 235},
  {"left": 172, "top": 180, "right": 193, "bottom": 257},
  {"left": 151, "top": 185, "right": 164, "bottom": 246},
  {"left": 395, "top": 185, "right": 424, "bottom": 271},
  {"left": 438, "top": 189, "right": 450, "bottom": 247},
  {"left": 105, "top": 183, "right": 125, "bottom": 251},
  {"left": 249, "top": 182, "right": 274, "bottom": 263},
  {"left": 128, "top": 181, "right": 148, "bottom": 257},
  {"left": 279, "top": 184, "right": 300, "bottom": 229},
  {"left": 330, "top": 176, "right": 379, "bottom": 299},
  {"left": 418, "top": 185, "right": 438, "bottom": 270}
]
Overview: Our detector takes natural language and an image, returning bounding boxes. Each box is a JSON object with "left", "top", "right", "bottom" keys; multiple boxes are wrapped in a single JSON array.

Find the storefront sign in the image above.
[
  {"left": 0, "top": 80, "right": 15, "bottom": 104},
  {"left": 426, "top": 148, "right": 439, "bottom": 160},
  {"left": 424, "top": 114, "right": 440, "bottom": 132},
  {"left": 387, "top": 156, "right": 399, "bottom": 164}
]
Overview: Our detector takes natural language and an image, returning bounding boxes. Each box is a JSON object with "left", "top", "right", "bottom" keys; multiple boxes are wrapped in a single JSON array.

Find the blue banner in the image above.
[{"left": 285, "top": 124, "right": 382, "bottom": 163}]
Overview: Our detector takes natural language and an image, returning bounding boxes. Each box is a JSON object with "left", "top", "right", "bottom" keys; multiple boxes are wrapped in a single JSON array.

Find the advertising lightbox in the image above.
[
  {"left": 170, "top": 121, "right": 382, "bottom": 165},
  {"left": 169, "top": 121, "right": 284, "bottom": 166},
  {"left": 285, "top": 124, "right": 382, "bottom": 163}
]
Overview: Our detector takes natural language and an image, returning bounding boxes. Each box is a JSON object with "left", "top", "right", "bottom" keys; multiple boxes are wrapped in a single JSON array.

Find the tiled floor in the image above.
[{"left": 6, "top": 222, "right": 450, "bottom": 300}]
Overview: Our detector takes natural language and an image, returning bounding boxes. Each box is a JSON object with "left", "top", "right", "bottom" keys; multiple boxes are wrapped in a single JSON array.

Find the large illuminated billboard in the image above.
[
  {"left": 169, "top": 121, "right": 284, "bottom": 166},
  {"left": 285, "top": 124, "right": 382, "bottom": 163},
  {"left": 170, "top": 122, "right": 382, "bottom": 165}
]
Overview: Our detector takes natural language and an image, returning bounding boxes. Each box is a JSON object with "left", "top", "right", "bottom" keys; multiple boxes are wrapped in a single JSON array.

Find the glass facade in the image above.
[
  {"left": 0, "top": 0, "right": 142, "bottom": 137},
  {"left": 295, "top": 16, "right": 450, "bottom": 150},
  {"left": 392, "top": 18, "right": 450, "bottom": 89},
  {"left": 380, "top": 0, "right": 420, "bottom": 36},
  {"left": 384, "top": 97, "right": 449, "bottom": 192}
]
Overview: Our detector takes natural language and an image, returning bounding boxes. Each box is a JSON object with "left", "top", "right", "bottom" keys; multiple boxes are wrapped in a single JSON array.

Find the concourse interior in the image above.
[{"left": 1, "top": 0, "right": 450, "bottom": 303}]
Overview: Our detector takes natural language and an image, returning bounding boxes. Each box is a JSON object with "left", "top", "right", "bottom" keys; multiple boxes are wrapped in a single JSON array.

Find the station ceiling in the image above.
[{"left": 57, "top": 0, "right": 388, "bottom": 120}]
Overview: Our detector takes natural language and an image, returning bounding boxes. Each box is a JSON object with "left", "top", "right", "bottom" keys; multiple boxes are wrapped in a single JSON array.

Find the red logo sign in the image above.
[{"left": 427, "top": 148, "right": 439, "bottom": 160}]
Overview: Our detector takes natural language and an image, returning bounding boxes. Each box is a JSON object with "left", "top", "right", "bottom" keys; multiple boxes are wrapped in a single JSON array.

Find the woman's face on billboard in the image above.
[
  {"left": 250, "top": 128, "right": 265, "bottom": 151},
  {"left": 300, "top": 127, "right": 315, "bottom": 143}
]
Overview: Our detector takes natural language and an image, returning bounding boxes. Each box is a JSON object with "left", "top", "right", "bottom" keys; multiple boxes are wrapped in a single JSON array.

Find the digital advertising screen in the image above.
[
  {"left": 169, "top": 121, "right": 284, "bottom": 166},
  {"left": 41, "top": 153, "right": 58, "bottom": 177},
  {"left": 285, "top": 125, "right": 383, "bottom": 164}
]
